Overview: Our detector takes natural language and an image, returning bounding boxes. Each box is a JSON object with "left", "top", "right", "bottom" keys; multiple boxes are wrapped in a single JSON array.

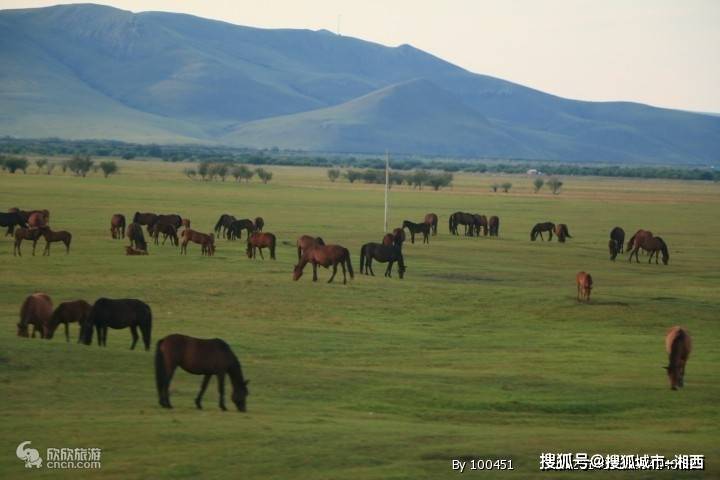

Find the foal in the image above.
[
  {"left": 576, "top": 271, "right": 593, "bottom": 302},
  {"left": 13, "top": 227, "right": 42, "bottom": 256},
  {"left": 40, "top": 227, "right": 72, "bottom": 255}
]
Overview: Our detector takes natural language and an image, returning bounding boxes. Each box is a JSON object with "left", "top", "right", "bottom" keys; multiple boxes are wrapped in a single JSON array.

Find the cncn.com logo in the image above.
[{"left": 16, "top": 441, "right": 102, "bottom": 469}]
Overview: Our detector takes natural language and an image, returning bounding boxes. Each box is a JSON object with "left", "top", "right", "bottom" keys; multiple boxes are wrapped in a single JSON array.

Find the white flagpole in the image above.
[{"left": 384, "top": 150, "right": 389, "bottom": 233}]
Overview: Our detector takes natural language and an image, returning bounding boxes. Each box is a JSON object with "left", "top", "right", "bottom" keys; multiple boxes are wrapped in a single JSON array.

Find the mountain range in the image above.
[{"left": 1, "top": 3, "right": 718, "bottom": 164}]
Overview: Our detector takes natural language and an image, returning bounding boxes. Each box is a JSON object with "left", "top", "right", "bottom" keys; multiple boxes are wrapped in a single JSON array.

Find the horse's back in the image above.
[
  {"left": 665, "top": 326, "right": 691, "bottom": 355},
  {"left": 21, "top": 293, "right": 53, "bottom": 324},
  {"left": 92, "top": 298, "right": 150, "bottom": 327},
  {"left": 160, "top": 334, "right": 237, "bottom": 372}
]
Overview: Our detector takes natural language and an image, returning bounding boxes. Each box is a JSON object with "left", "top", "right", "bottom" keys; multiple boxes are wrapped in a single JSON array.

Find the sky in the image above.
[{"left": 3, "top": 0, "right": 719, "bottom": 112}]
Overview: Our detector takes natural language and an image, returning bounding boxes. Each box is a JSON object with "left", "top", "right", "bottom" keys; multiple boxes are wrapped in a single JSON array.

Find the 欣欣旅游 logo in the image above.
[{"left": 16, "top": 441, "right": 43, "bottom": 468}]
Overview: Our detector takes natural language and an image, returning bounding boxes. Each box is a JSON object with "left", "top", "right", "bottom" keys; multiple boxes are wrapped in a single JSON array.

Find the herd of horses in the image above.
[{"left": 2, "top": 208, "right": 73, "bottom": 256}]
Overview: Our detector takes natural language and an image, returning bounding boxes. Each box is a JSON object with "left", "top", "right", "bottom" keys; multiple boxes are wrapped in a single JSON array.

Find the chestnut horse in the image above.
[
  {"left": 110, "top": 214, "right": 126, "bottom": 239},
  {"left": 40, "top": 227, "right": 72, "bottom": 255},
  {"left": 181, "top": 229, "right": 215, "bottom": 256},
  {"left": 424, "top": 213, "right": 438, "bottom": 236},
  {"left": 628, "top": 230, "right": 669, "bottom": 265},
  {"left": 555, "top": 224, "right": 572, "bottom": 243},
  {"left": 246, "top": 232, "right": 276, "bottom": 260},
  {"left": 126, "top": 222, "right": 148, "bottom": 252},
  {"left": 489, "top": 216, "right": 500, "bottom": 237},
  {"left": 403, "top": 220, "right": 430, "bottom": 244},
  {"left": 382, "top": 229, "right": 405, "bottom": 249},
  {"left": 576, "top": 272, "right": 593, "bottom": 302},
  {"left": 293, "top": 244, "right": 354, "bottom": 284},
  {"left": 665, "top": 326, "right": 692, "bottom": 390},
  {"left": 531, "top": 222, "right": 555, "bottom": 241},
  {"left": 155, "top": 334, "right": 249, "bottom": 411},
  {"left": 360, "top": 243, "right": 406, "bottom": 278},
  {"left": 81, "top": 298, "right": 152, "bottom": 350},
  {"left": 609, "top": 226, "right": 625, "bottom": 260},
  {"left": 296, "top": 235, "right": 325, "bottom": 261},
  {"left": 28, "top": 211, "right": 47, "bottom": 228},
  {"left": 49, "top": 300, "right": 92, "bottom": 342},
  {"left": 13, "top": 227, "right": 42, "bottom": 256},
  {"left": 18, "top": 293, "right": 53, "bottom": 338}
]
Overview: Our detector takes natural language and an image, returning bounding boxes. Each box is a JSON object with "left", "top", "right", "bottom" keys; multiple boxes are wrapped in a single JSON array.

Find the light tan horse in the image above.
[
  {"left": 665, "top": 326, "right": 692, "bottom": 390},
  {"left": 576, "top": 271, "right": 593, "bottom": 302}
]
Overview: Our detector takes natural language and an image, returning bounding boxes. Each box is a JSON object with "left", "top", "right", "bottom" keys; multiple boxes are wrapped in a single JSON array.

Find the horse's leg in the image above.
[
  {"left": 65, "top": 239, "right": 70, "bottom": 254},
  {"left": 130, "top": 325, "right": 139, "bottom": 350},
  {"left": 258, "top": 247, "right": 265, "bottom": 260},
  {"left": 340, "top": 261, "right": 347, "bottom": 284},
  {"left": 312, "top": 262, "right": 318, "bottom": 282},
  {"left": 368, "top": 257, "right": 375, "bottom": 276},
  {"left": 386, "top": 261, "right": 393, "bottom": 278},
  {"left": 64, "top": 321, "right": 69, "bottom": 342},
  {"left": 328, "top": 263, "right": 338, "bottom": 283},
  {"left": 411, "top": 232, "right": 415, "bottom": 244},
  {"left": 32, "top": 238, "right": 38, "bottom": 256},
  {"left": 217, "top": 373, "right": 227, "bottom": 411},
  {"left": 163, "top": 364, "right": 177, "bottom": 408},
  {"left": 195, "top": 374, "right": 212, "bottom": 409}
]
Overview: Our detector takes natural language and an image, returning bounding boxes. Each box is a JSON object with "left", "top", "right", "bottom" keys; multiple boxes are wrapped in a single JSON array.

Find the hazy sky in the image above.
[{"left": 4, "top": 0, "right": 719, "bottom": 112}]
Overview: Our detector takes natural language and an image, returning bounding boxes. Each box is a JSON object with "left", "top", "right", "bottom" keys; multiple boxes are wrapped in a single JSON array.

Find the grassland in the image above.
[{"left": 0, "top": 160, "right": 718, "bottom": 479}]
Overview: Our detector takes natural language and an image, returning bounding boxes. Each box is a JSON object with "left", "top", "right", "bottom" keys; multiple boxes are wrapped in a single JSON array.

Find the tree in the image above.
[
  {"left": 256, "top": 168, "right": 273, "bottom": 184},
  {"left": 547, "top": 177, "right": 563, "bottom": 194},
  {"left": 411, "top": 170, "right": 430, "bottom": 190},
  {"left": 66, "top": 154, "right": 93, "bottom": 177},
  {"left": 99, "top": 160, "right": 118, "bottom": 178},
  {"left": 198, "top": 161, "right": 210, "bottom": 180},
  {"left": 183, "top": 168, "right": 197, "bottom": 179},
  {"left": 121, "top": 153, "right": 136, "bottom": 160},
  {"left": 428, "top": 172, "right": 453, "bottom": 191},
  {"left": 44, "top": 163, "right": 56, "bottom": 175},
  {"left": 327, "top": 168, "right": 340, "bottom": 182},
  {"left": 232, "top": 165, "right": 254, "bottom": 182},
  {"left": 533, "top": 178, "right": 544, "bottom": 193},
  {"left": 211, "top": 163, "right": 229, "bottom": 181},
  {"left": 35, "top": 158, "right": 48, "bottom": 173},
  {"left": 491, "top": 183, "right": 499, "bottom": 192},
  {"left": 345, "top": 170, "right": 362, "bottom": 183},
  {"left": 501, "top": 182, "right": 512, "bottom": 193},
  {"left": 5, "top": 157, "right": 29, "bottom": 173}
]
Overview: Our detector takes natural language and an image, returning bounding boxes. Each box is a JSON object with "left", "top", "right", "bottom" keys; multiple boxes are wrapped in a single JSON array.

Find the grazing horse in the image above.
[
  {"left": 214, "top": 214, "right": 236, "bottom": 238},
  {"left": 424, "top": 213, "right": 438, "bottom": 236},
  {"left": 360, "top": 243, "right": 406, "bottom": 279},
  {"left": 40, "top": 227, "right": 72, "bottom": 255},
  {"left": 133, "top": 212, "right": 157, "bottom": 230},
  {"left": 293, "top": 244, "right": 354, "bottom": 284},
  {"left": 126, "top": 222, "right": 148, "bottom": 252},
  {"left": 555, "top": 224, "right": 572, "bottom": 243},
  {"left": 576, "top": 272, "right": 593, "bottom": 302},
  {"left": 110, "top": 214, "right": 126, "bottom": 239},
  {"left": 126, "top": 246, "right": 148, "bottom": 255},
  {"left": 609, "top": 226, "right": 625, "bottom": 260},
  {"left": 17, "top": 293, "right": 53, "bottom": 338},
  {"left": 489, "top": 216, "right": 500, "bottom": 237},
  {"left": 531, "top": 222, "right": 555, "bottom": 241},
  {"left": 254, "top": 217, "right": 265, "bottom": 232},
  {"left": 227, "top": 219, "right": 255, "bottom": 240},
  {"left": 155, "top": 334, "right": 249, "bottom": 411},
  {"left": 296, "top": 235, "right": 325, "bottom": 261},
  {"left": 628, "top": 230, "right": 669, "bottom": 265},
  {"left": 665, "top": 326, "right": 692, "bottom": 390},
  {"left": 49, "top": 300, "right": 92, "bottom": 342},
  {"left": 246, "top": 232, "right": 276, "bottom": 260},
  {"left": 81, "top": 298, "right": 152, "bottom": 350},
  {"left": 1, "top": 211, "right": 27, "bottom": 236},
  {"left": 181, "top": 229, "right": 215, "bottom": 256},
  {"left": 403, "top": 220, "right": 430, "bottom": 244},
  {"left": 151, "top": 223, "right": 179, "bottom": 246},
  {"left": 152, "top": 214, "right": 182, "bottom": 232},
  {"left": 449, "top": 211, "right": 475, "bottom": 236},
  {"left": 13, "top": 227, "right": 42, "bottom": 256},
  {"left": 472, "top": 214, "right": 489, "bottom": 236}
]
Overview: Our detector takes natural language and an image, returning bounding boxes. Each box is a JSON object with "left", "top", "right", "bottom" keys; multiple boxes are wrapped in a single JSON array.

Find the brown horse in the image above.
[
  {"left": 126, "top": 222, "right": 148, "bottom": 252},
  {"left": 531, "top": 222, "right": 555, "bottom": 241},
  {"left": 49, "top": 300, "right": 92, "bottom": 342},
  {"left": 126, "top": 246, "right": 148, "bottom": 255},
  {"left": 13, "top": 227, "right": 42, "bottom": 256},
  {"left": 449, "top": 211, "right": 474, "bottom": 236},
  {"left": 155, "top": 334, "right": 250, "bottom": 411},
  {"left": 151, "top": 223, "right": 179, "bottom": 246},
  {"left": 424, "top": 213, "right": 438, "bottom": 236},
  {"left": 40, "top": 227, "right": 72, "bottom": 255},
  {"left": 296, "top": 235, "right": 325, "bottom": 261},
  {"left": 133, "top": 212, "right": 158, "bottom": 230},
  {"left": 293, "top": 244, "right": 354, "bottom": 284},
  {"left": 13, "top": 208, "right": 50, "bottom": 224},
  {"left": 254, "top": 217, "right": 265, "bottom": 231},
  {"left": 403, "top": 220, "right": 430, "bottom": 244},
  {"left": 472, "top": 214, "right": 488, "bottom": 236},
  {"left": 665, "top": 326, "right": 692, "bottom": 390},
  {"left": 181, "top": 229, "right": 215, "bottom": 256},
  {"left": 152, "top": 214, "right": 183, "bottom": 233},
  {"left": 110, "top": 214, "right": 126, "bottom": 239},
  {"left": 576, "top": 271, "right": 593, "bottom": 302},
  {"left": 382, "top": 229, "right": 405, "bottom": 249},
  {"left": 628, "top": 230, "right": 669, "bottom": 264},
  {"left": 246, "top": 232, "right": 276, "bottom": 260},
  {"left": 555, "top": 224, "right": 572, "bottom": 243},
  {"left": 489, "top": 216, "right": 500, "bottom": 237},
  {"left": 181, "top": 218, "right": 191, "bottom": 230},
  {"left": 18, "top": 293, "right": 53, "bottom": 338},
  {"left": 28, "top": 211, "right": 48, "bottom": 228}
]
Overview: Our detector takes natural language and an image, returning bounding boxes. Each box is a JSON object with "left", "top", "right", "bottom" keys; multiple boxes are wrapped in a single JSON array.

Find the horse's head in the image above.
[
  {"left": 16, "top": 323, "right": 29, "bottom": 337},
  {"left": 656, "top": 237, "right": 669, "bottom": 265},
  {"left": 232, "top": 380, "right": 250, "bottom": 412},
  {"left": 608, "top": 240, "right": 618, "bottom": 260},
  {"left": 665, "top": 364, "right": 683, "bottom": 390},
  {"left": 292, "top": 264, "right": 303, "bottom": 281}
]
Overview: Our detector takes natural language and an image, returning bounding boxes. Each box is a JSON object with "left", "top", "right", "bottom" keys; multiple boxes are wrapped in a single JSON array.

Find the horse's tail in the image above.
[
  {"left": 154, "top": 338, "right": 166, "bottom": 401},
  {"left": 626, "top": 232, "right": 637, "bottom": 252},
  {"left": 530, "top": 226, "right": 537, "bottom": 241},
  {"left": 448, "top": 214, "right": 454, "bottom": 234},
  {"left": 270, "top": 234, "right": 276, "bottom": 259},
  {"left": 345, "top": 248, "right": 354, "bottom": 279},
  {"left": 359, "top": 245, "right": 366, "bottom": 273},
  {"left": 563, "top": 225, "right": 572, "bottom": 238}
]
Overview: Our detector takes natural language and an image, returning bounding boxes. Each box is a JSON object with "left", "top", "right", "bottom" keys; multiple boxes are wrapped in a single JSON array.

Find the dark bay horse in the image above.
[
  {"left": 40, "top": 227, "right": 72, "bottom": 255},
  {"left": 151, "top": 224, "right": 179, "bottom": 246},
  {"left": 609, "top": 226, "right": 625, "bottom": 260},
  {"left": 628, "top": 230, "right": 669, "bottom": 264},
  {"left": 13, "top": 227, "right": 42, "bottom": 256},
  {"left": 576, "top": 271, "right": 593, "bottom": 302},
  {"left": 155, "top": 334, "right": 249, "bottom": 411},
  {"left": 424, "top": 213, "right": 438, "bottom": 236},
  {"left": 133, "top": 212, "right": 157, "bottom": 230},
  {"left": 49, "top": 300, "right": 92, "bottom": 342},
  {"left": 214, "top": 214, "right": 236, "bottom": 238},
  {"left": 665, "top": 326, "right": 692, "bottom": 390},
  {"left": 360, "top": 243, "right": 406, "bottom": 278},
  {"left": 110, "top": 214, "right": 126, "bottom": 239},
  {"left": 403, "top": 220, "right": 430, "bottom": 244},
  {"left": 181, "top": 229, "right": 216, "bottom": 256},
  {"left": 254, "top": 217, "right": 265, "bottom": 232},
  {"left": 555, "top": 224, "right": 572, "bottom": 243},
  {"left": 296, "top": 235, "right": 325, "bottom": 261},
  {"left": 246, "top": 232, "right": 276, "bottom": 259},
  {"left": 449, "top": 211, "right": 474, "bottom": 235},
  {"left": 293, "top": 244, "right": 354, "bottom": 284},
  {"left": 1, "top": 211, "right": 27, "bottom": 236},
  {"left": 152, "top": 214, "right": 182, "bottom": 233},
  {"left": 472, "top": 214, "right": 488, "bottom": 236},
  {"left": 126, "top": 222, "right": 148, "bottom": 252},
  {"left": 81, "top": 298, "right": 152, "bottom": 350},
  {"left": 228, "top": 219, "right": 256, "bottom": 240},
  {"left": 531, "top": 222, "right": 555, "bottom": 241},
  {"left": 489, "top": 216, "right": 500, "bottom": 237},
  {"left": 18, "top": 293, "right": 53, "bottom": 338}
]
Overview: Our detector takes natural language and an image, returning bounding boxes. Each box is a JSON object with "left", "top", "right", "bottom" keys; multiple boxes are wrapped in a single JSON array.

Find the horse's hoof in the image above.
[
  {"left": 195, "top": 401, "right": 202, "bottom": 410},
  {"left": 220, "top": 405, "right": 227, "bottom": 411}
]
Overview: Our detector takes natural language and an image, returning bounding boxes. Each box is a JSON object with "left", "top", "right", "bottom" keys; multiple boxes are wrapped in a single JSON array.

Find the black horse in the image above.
[
  {"left": 609, "top": 226, "right": 625, "bottom": 260},
  {"left": 402, "top": 220, "right": 430, "bottom": 244},
  {"left": 81, "top": 298, "right": 152, "bottom": 350},
  {"left": 449, "top": 211, "right": 475, "bottom": 236},
  {"left": 1, "top": 212, "right": 27, "bottom": 236},
  {"left": 359, "top": 243, "right": 406, "bottom": 278},
  {"left": 227, "top": 219, "right": 256, "bottom": 240},
  {"left": 489, "top": 216, "right": 500, "bottom": 237},
  {"left": 214, "top": 214, "right": 236, "bottom": 238},
  {"left": 531, "top": 222, "right": 555, "bottom": 241}
]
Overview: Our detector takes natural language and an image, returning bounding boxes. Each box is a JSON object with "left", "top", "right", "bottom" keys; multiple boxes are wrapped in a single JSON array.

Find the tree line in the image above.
[
  {"left": 0, "top": 154, "right": 118, "bottom": 178},
  {"left": 328, "top": 168, "right": 453, "bottom": 190}
]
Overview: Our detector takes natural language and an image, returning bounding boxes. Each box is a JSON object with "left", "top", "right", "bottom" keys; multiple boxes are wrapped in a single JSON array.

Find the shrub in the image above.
[
  {"left": 99, "top": 160, "right": 118, "bottom": 178},
  {"left": 35, "top": 159, "right": 48, "bottom": 173},
  {"left": 256, "top": 168, "right": 273, "bottom": 184},
  {"left": 533, "top": 178, "right": 544, "bottom": 193},
  {"left": 66, "top": 154, "right": 93, "bottom": 177},
  {"left": 5, "top": 157, "right": 29, "bottom": 173},
  {"left": 232, "top": 165, "right": 254, "bottom": 182},
  {"left": 491, "top": 183, "right": 499, "bottom": 192},
  {"left": 547, "top": 177, "right": 563, "bottom": 194},
  {"left": 501, "top": 182, "right": 512, "bottom": 193},
  {"left": 327, "top": 168, "right": 340, "bottom": 182}
]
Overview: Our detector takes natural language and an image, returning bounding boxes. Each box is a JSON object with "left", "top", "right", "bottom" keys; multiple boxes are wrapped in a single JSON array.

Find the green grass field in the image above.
[{"left": 1, "top": 161, "right": 718, "bottom": 479}]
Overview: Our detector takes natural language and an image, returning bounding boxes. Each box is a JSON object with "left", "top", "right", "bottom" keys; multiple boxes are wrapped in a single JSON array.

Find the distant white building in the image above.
[{"left": 527, "top": 169, "right": 539, "bottom": 175}]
